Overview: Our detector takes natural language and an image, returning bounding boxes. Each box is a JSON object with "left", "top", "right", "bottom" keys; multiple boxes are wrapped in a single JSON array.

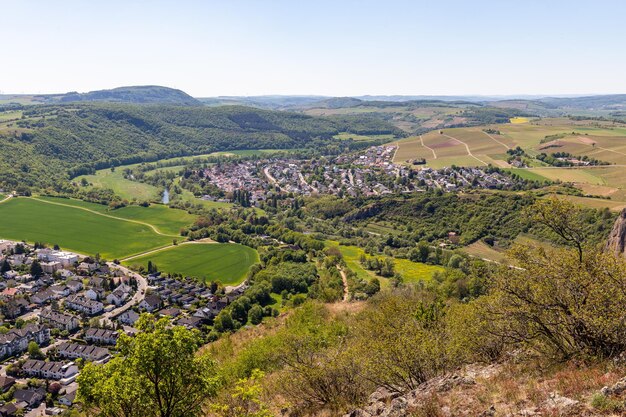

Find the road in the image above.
[
  {"left": 0, "top": 194, "right": 12, "bottom": 205},
  {"left": 263, "top": 166, "right": 286, "bottom": 192},
  {"left": 100, "top": 262, "right": 148, "bottom": 325}
]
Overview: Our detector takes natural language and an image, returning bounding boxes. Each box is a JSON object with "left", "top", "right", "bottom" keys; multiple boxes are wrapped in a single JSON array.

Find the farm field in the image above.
[
  {"left": 394, "top": 119, "right": 626, "bottom": 167},
  {"left": 543, "top": 194, "right": 626, "bottom": 211},
  {"left": 122, "top": 243, "right": 259, "bottom": 285},
  {"left": 33, "top": 196, "right": 198, "bottom": 236},
  {"left": 0, "top": 198, "right": 172, "bottom": 259}
]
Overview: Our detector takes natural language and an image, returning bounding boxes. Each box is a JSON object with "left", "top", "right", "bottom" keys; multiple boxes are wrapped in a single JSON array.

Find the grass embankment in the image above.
[{"left": 123, "top": 243, "right": 259, "bottom": 285}]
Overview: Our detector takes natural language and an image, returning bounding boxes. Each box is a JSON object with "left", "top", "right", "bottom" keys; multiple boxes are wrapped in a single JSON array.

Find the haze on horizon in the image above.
[{"left": 2, "top": 0, "right": 626, "bottom": 97}]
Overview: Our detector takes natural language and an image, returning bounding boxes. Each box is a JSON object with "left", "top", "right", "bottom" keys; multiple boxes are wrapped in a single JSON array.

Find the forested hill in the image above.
[
  {"left": 0, "top": 103, "right": 403, "bottom": 190},
  {"left": 35, "top": 86, "right": 202, "bottom": 106}
]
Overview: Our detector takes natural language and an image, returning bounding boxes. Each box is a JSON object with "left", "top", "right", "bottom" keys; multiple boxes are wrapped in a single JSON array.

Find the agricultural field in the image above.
[
  {"left": 34, "top": 196, "right": 198, "bottom": 236},
  {"left": 122, "top": 243, "right": 259, "bottom": 285},
  {"left": 0, "top": 197, "right": 172, "bottom": 259}
]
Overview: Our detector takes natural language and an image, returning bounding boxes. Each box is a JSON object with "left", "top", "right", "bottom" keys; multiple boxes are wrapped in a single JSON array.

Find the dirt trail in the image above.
[
  {"left": 29, "top": 197, "right": 179, "bottom": 237},
  {"left": 338, "top": 266, "right": 349, "bottom": 302},
  {"left": 481, "top": 131, "right": 510, "bottom": 150},
  {"left": 420, "top": 135, "right": 438, "bottom": 159},
  {"left": 0, "top": 195, "right": 12, "bottom": 205},
  {"left": 442, "top": 134, "right": 488, "bottom": 166}
]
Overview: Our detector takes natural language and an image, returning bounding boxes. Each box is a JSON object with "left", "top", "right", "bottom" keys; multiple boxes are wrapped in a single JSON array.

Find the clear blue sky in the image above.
[{"left": 2, "top": 0, "right": 626, "bottom": 96}]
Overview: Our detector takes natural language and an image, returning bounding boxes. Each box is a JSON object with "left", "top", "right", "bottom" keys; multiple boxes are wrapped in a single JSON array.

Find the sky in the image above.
[{"left": 2, "top": 0, "right": 626, "bottom": 97}]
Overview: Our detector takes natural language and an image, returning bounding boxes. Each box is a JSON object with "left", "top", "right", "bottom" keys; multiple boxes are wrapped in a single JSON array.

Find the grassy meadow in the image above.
[
  {"left": 0, "top": 197, "right": 172, "bottom": 259},
  {"left": 326, "top": 241, "right": 443, "bottom": 287},
  {"left": 123, "top": 243, "right": 259, "bottom": 285}
]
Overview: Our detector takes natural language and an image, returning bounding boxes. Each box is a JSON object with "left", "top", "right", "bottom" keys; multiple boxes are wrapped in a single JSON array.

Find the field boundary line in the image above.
[
  {"left": 481, "top": 130, "right": 510, "bottom": 150},
  {"left": 0, "top": 195, "right": 12, "bottom": 205},
  {"left": 120, "top": 239, "right": 216, "bottom": 262},
  {"left": 29, "top": 197, "right": 179, "bottom": 237},
  {"left": 442, "top": 134, "right": 488, "bottom": 166},
  {"left": 420, "top": 135, "right": 437, "bottom": 159}
]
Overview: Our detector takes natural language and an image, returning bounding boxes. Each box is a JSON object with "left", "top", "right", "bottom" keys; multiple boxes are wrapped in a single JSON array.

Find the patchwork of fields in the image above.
[
  {"left": 393, "top": 118, "right": 626, "bottom": 209},
  {"left": 0, "top": 196, "right": 259, "bottom": 284}
]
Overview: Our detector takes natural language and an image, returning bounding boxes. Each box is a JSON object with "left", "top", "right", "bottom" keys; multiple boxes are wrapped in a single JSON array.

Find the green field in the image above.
[
  {"left": 123, "top": 243, "right": 259, "bottom": 285},
  {"left": 34, "top": 197, "right": 197, "bottom": 236},
  {"left": 0, "top": 198, "right": 172, "bottom": 259},
  {"left": 76, "top": 167, "right": 161, "bottom": 202},
  {"left": 505, "top": 168, "right": 550, "bottom": 182},
  {"left": 326, "top": 241, "right": 442, "bottom": 286}
]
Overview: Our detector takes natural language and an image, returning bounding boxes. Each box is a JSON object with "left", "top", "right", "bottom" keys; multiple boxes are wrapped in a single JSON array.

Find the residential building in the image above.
[
  {"left": 0, "top": 324, "right": 49, "bottom": 359},
  {"left": 139, "top": 295, "right": 161, "bottom": 312},
  {"left": 84, "top": 328, "right": 118, "bottom": 345},
  {"left": 21, "top": 360, "right": 79, "bottom": 381},
  {"left": 65, "top": 294, "right": 104, "bottom": 315},
  {"left": 40, "top": 309, "right": 80, "bottom": 332},
  {"left": 57, "top": 342, "right": 110, "bottom": 363}
]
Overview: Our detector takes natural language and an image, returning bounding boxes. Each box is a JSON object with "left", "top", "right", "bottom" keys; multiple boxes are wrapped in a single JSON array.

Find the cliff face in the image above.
[{"left": 606, "top": 208, "right": 626, "bottom": 257}]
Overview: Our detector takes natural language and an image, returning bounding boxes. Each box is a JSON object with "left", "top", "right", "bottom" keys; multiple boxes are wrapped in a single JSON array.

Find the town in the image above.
[
  {"left": 0, "top": 240, "right": 244, "bottom": 416},
  {"left": 190, "top": 146, "right": 525, "bottom": 205}
]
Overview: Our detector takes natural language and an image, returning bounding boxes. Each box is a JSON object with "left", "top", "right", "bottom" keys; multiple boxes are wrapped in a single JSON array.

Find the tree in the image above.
[
  {"left": 0, "top": 259, "right": 10, "bottom": 274},
  {"left": 79, "top": 315, "right": 219, "bottom": 417},
  {"left": 30, "top": 260, "right": 43, "bottom": 278},
  {"left": 248, "top": 305, "right": 264, "bottom": 325},
  {"left": 210, "top": 370, "right": 272, "bottom": 417},
  {"left": 526, "top": 197, "right": 587, "bottom": 262},
  {"left": 28, "top": 341, "right": 44, "bottom": 359},
  {"left": 487, "top": 244, "right": 626, "bottom": 360}
]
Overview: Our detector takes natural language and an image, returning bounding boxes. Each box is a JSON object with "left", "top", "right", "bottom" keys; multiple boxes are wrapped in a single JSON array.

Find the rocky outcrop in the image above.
[
  {"left": 342, "top": 374, "right": 476, "bottom": 417},
  {"left": 606, "top": 208, "right": 626, "bottom": 257}
]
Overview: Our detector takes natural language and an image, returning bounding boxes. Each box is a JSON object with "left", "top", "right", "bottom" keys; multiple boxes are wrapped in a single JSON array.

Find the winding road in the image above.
[{"left": 100, "top": 262, "right": 148, "bottom": 325}]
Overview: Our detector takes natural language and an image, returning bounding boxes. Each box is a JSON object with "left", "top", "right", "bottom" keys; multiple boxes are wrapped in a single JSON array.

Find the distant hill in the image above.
[
  {"left": 197, "top": 95, "right": 326, "bottom": 110},
  {"left": 0, "top": 103, "right": 403, "bottom": 190},
  {"left": 34, "top": 86, "right": 202, "bottom": 106}
]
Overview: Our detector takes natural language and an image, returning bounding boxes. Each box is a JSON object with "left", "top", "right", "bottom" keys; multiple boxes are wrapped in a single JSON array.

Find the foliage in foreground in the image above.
[{"left": 78, "top": 315, "right": 219, "bottom": 417}]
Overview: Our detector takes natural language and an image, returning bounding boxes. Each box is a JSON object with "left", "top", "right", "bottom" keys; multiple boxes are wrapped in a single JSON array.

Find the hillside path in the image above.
[
  {"left": 442, "top": 134, "right": 488, "bottom": 166},
  {"left": 0, "top": 195, "right": 12, "bottom": 205},
  {"left": 338, "top": 266, "right": 349, "bottom": 302},
  {"left": 481, "top": 131, "right": 510, "bottom": 150},
  {"left": 29, "top": 197, "right": 179, "bottom": 237},
  {"left": 420, "top": 135, "right": 438, "bottom": 159}
]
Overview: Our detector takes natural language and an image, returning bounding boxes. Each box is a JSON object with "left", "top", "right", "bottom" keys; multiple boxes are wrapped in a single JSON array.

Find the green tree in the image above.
[
  {"left": 27, "top": 341, "right": 44, "bottom": 359},
  {"left": 248, "top": 305, "right": 264, "bottom": 325},
  {"left": 79, "top": 315, "right": 219, "bottom": 417},
  {"left": 210, "top": 370, "right": 272, "bottom": 417},
  {"left": 30, "top": 260, "right": 43, "bottom": 278}
]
